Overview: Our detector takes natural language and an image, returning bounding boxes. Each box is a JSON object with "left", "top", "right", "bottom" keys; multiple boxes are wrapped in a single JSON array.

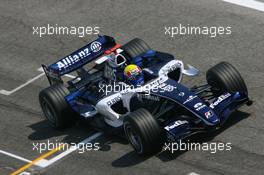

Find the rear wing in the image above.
[
  {"left": 43, "top": 35, "right": 116, "bottom": 85},
  {"left": 42, "top": 64, "right": 63, "bottom": 85}
]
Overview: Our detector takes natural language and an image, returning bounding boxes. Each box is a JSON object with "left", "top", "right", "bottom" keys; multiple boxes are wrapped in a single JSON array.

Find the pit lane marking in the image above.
[
  {"left": 0, "top": 67, "right": 76, "bottom": 96},
  {"left": 42, "top": 132, "right": 103, "bottom": 167},
  {"left": 10, "top": 132, "right": 103, "bottom": 175},
  {"left": 187, "top": 172, "right": 200, "bottom": 175},
  {"left": 0, "top": 150, "right": 54, "bottom": 168},
  {"left": 0, "top": 72, "right": 45, "bottom": 96},
  {"left": 0, "top": 150, "right": 32, "bottom": 164},
  {"left": 223, "top": 0, "right": 264, "bottom": 12},
  {"left": 10, "top": 144, "right": 65, "bottom": 175},
  {"left": 188, "top": 172, "right": 200, "bottom": 175},
  {"left": 18, "top": 172, "right": 31, "bottom": 175}
]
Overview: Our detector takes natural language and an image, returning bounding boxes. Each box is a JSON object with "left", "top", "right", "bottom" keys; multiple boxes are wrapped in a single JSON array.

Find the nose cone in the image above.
[
  {"left": 210, "top": 115, "right": 220, "bottom": 125},
  {"left": 204, "top": 110, "right": 220, "bottom": 125}
]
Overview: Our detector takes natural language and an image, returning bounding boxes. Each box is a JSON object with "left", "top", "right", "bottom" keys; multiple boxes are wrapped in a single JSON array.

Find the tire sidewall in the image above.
[
  {"left": 123, "top": 108, "right": 164, "bottom": 155},
  {"left": 206, "top": 62, "right": 248, "bottom": 95},
  {"left": 39, "top": 94, "right": 59, "bottom": 128},
  {"left": 123, "top": 120, "right": 144, "bottom": 154},
  {"left": 39, "top": 85, "right": 75, "bottom": 129}
]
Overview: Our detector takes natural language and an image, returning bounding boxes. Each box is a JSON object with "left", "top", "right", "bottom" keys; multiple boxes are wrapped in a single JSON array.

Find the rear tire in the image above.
[
  {"left": 123, "top": 108, "right": 164, "bottom": 155},
  {"left": 122, "top": 38, "right": 151, "bottom": 59},
  {"left": 206, "top": 62, "right": 248, "bottom": 95},
  {"left": 39, "top": 84, "right": 76, "bottom": 129}
]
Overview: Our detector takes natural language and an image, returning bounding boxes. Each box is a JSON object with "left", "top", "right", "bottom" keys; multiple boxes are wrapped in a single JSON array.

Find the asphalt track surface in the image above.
[{"left": 0, "top": 0, "right": 264, "bottom": 174}]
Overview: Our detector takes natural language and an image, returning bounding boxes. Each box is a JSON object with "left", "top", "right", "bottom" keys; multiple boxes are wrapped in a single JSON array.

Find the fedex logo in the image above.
[
  {"left": 210, "top": 93, "right": 231, "bottom": 109},
  {"left": 164, "top": 120, "right": 188, "bottom": 131}
]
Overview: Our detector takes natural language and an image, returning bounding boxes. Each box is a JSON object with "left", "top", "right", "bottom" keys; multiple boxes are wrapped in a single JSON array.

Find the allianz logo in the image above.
[{"left": 56, "top": 41, "right": 101, "bottom": 70}]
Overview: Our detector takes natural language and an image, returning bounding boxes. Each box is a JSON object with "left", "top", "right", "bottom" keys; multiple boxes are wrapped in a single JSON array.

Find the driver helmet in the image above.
[{"left": 124, "top": 64, "right": 144, "bottom": 86}]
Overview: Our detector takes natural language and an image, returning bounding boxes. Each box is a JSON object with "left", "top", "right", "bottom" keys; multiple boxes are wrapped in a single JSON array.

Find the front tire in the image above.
[
  {"left": 123, "top": 108, "right": 164, "bottom": 155},
  {"left": 39, "top": 84, "right": 76, "bottom": 129},
  {"left": 122, "top": 38, "right": 151, "bottom": 59},
  {"left": 206, "top": 62, "right": 248, "bottom": 95}
]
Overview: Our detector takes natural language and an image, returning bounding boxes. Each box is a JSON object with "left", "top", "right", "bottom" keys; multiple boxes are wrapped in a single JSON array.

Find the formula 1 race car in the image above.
[{"left": 39, "top": 35, "right": 252, "bottom": 155}]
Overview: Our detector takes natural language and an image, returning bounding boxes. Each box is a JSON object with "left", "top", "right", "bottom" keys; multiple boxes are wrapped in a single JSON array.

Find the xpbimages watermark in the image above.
[
  {"left": 98, "top": 82, "right": 177, "bottom": 96},
  {"left": 164, "top": 140, "right": 232, "bottom": 154},
  {"left": 32, "top": 140, "right": 100, "bottom": 153},
  {"left": 164, "top": 24, "right": 232, "bottom": 38},
  {"left": 32, "top": 24, "right": 100, "bottom": 37}
]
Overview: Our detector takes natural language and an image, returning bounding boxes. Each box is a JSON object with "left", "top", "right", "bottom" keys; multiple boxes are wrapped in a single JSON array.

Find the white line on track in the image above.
[
  {"left": 187, "top": 172, "right": 200, "bottom": 175},
  {"left": 0, "top": 150, "right": 32, "bottom": 163},
  {"left": 0, "top": 132, "right": 103, "bottom": 169},
  {"left": 223, "top": 0, "right": 264, "bottom": 12},
  {"left": 37, "top": 67, "right": 76, "bottom": 79},
  {"left": 18, "top": 172, "right": 31, "bottom": 175},
  {"left": 0, "top": 149, "right": 50, "bottom": 168},
  {"left": 0, "top": 67, "right": 76, "bottom": 96},
  {"left": 0, "top": 73, "right": 45, "bottom": 96},
  {"left": 63, "top": 73, "right": 76, "bottom": 79},
  {"left": 42, "top": 132, "right": 103, "bottom": 167}
]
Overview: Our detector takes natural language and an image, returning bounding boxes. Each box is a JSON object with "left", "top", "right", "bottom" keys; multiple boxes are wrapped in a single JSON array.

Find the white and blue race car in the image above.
[{"left": 39, "top": 35, "right": 252, "bottom": 155}]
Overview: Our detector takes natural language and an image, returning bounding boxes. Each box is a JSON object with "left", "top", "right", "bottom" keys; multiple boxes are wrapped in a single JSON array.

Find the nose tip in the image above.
[{"left": 211, "top": 116, "right": 220, "bottom": 125}]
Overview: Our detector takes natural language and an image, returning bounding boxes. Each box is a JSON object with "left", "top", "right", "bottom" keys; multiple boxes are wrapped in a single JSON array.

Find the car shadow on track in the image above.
[
  {"left": 112, "top": 151, "right": 150, "bottom": 167},
  {"left": 27, "top": 119, "right": 95, "bottom": 143},
  {"left": 26, "top": 110, "right": 250, "bottom": 167},
  {"left": 111, "top": 110, "right": 250, "bottom": 167},
  {"left": 99, "top": 135, "right": 150, "bottom": 167}
]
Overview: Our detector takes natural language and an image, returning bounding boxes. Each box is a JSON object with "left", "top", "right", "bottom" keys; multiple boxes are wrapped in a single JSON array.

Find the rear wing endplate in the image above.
[{"left": 42, "top": 64, "right": 63, "bottom": 85}]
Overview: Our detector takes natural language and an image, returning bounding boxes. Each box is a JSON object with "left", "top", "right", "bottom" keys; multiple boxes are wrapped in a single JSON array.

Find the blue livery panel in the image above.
[
  {"left": 49, "top": 35, "right": 116, "bottom": 75},
  {"left": 150, "top": 78, "right": 220, "bottom": 125}
]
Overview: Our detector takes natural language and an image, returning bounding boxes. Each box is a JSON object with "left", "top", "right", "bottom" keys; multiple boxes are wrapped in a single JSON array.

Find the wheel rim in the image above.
[
  {"left": 124, "top": 123, "right": 143, "bottom": 153},
  {"left": 41, "top": 100, "right": 56, "bottom": 125}
]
